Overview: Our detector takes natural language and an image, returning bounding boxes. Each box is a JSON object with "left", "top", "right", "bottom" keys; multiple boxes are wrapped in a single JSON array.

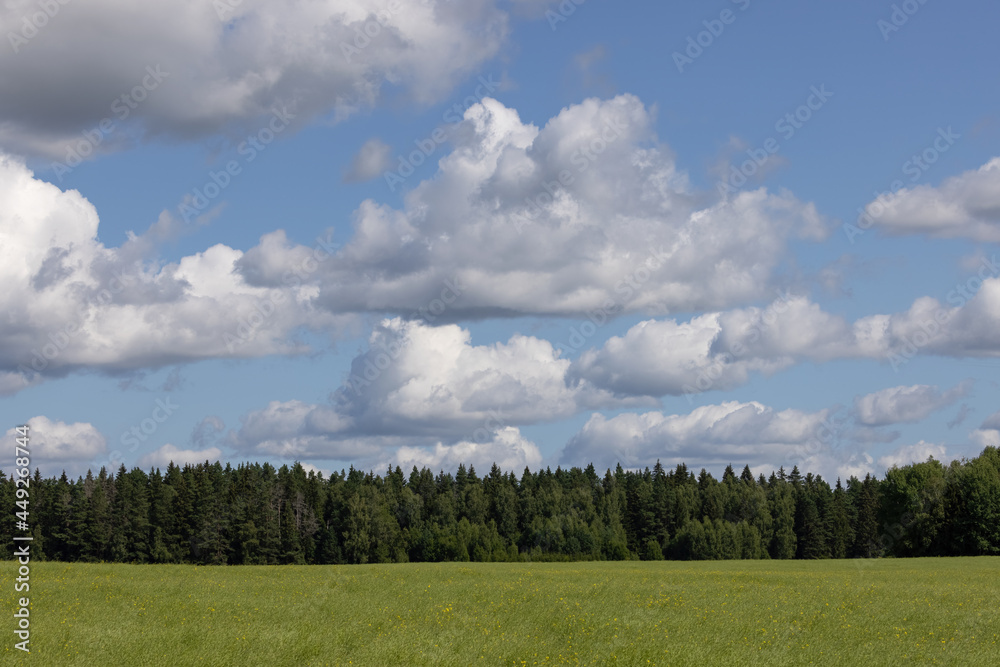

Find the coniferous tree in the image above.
[
  {"left": 111, "top": 466, "right": 151, "bottom": 562},
  {"left": 0, "top": 470, "right": 14, "bottom": 559},
  {"left": 828, "top": 479, "right": 854, "bottom": 559},
  {"left": 850, "top": 474, "right": 882, "bottom": 558},
  {"left": 769, "top": 478, "right": 797, "bottom": 559},
  {"left": 7, "top": 449, "right": 1000, "bottom": 565}
]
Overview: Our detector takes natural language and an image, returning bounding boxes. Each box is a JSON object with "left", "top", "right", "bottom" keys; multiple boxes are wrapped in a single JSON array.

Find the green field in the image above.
[{"left": 2, "top": 558, "right": 998, "bottom": 665}]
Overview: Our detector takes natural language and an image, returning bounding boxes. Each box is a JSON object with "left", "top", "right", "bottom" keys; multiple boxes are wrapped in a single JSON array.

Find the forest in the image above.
[{"left": 3, "top": 447, "right": 998, "bottom": 565}]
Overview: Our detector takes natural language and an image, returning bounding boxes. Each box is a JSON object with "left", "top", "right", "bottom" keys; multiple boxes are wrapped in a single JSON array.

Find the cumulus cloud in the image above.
[
  {"left": 385, "top": 427, "right": 543, "bottom": 473},
  {"left": 868, "top": 156, "right": 1000, "bottom": 242},
  {"left": 344, "top": 138, "right": 392, "bottom": 182},
  {"left": 228, "top": 317, "right": 649, "bottom": 460},
  {"left": 870, "top": 275, "right": 1000, "bottom": 361},
  {"left": 570, "top": 295, "right": 886, "bottom": 398},
  {"left": 568, "top": 312, "right": 781, "bottom": 398},
  {"left": 970, "top": 409, "right": 1000, "bottom": 448},
  {"left": 559, "top": 401, "right": 832, "bottom": 471},
  {"left": 7, "top": 92, "right": 1000, "bottom": 410},
  {"left": 853, "top": 382, "right": 972, "bottom": 427},
  {"left": 299, "top": 463, "right": 334, "bottom": 478},
  {"left": 333, "top": 318, "right": 645, "bottom": 433},
  {"left": 573, "top": 278, "right": 1000, "bottom": 399},
  {"left": 0, "top": 0, "right": 509, "bottom": 158},
  {"left": 877, "top": 441, "right": 952, "bottom": 471},
  {"left": 981, "top": 409, "right": 1000, "bottom": 431},
  {"left": 236, "top": 95, "right": 829, "bottom": 319},
  {"left": 0, "top": 370, "right": 42, "bottom": 397},
  {"left": 0, "top": 154, "right": 345, "bottom": 393},
  {"left": 137, "top": 443, "right": 223, "bottom": 469},
  {"left": 1, "top": 417, "right": 107, "bottom": 476}
]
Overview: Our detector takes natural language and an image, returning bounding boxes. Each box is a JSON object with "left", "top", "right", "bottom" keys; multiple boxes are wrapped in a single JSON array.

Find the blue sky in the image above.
[{"left": 2, "top": 0, "right": 999, "bottom": 482}]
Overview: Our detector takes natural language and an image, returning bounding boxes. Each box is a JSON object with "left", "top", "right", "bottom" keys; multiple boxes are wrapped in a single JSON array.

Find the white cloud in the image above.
[
  {"left": 0, "top": 154, "right": 346, "bottom": 393},
  {"left": 970, "top": 429, "right": 1000, "bottom": 449},
  {"left": 560, "top": 401, "right": 831, "bottom": 471},
  {"left": 574, "top": 278, "right": 1000, "bottom": 399},
  {"left": 868, "top": 157, "right": 1000, "bottom": 242},
  {"left": 229, "top": 317, "right": 650, "bottom": 459},
  {"left": 0, "top": 370, "right": 42, "bottom": 396},
  {"left": 0, "top": 0, "right": 510, "bottom": 158},
  {"left": 237, "top": 95, "right": 829, "bottom": 319},
  {"left": 970, "top": 409, "right": 1000, "bottom": 449},
  {"left": 570, "top": 295, "right": 882, "bottom": 398},
  {"left": 298, "top": 463, "right": 334, "bottom": 478},
  {"left": 137, "top": 443, "right": 223, "bottom": 469},
  {"left": 1, "top": 416, "right": 107, "bottom": 476},
  {"left": 853, "top": 382, "right": 971, "bottom": 427},
  {"left": 568, "top": 312, "right": 784, "bottom": 398},
  {"left": 981, "top": 409, "right": 1000, "bottom": 431},
  {"left": 870, "top": 275, "right": 1000, "bottom": 360},
  {"left": 334, "top": 318, "right": 643, "bottom": 433},
  {"left": 344, "top": 138, "right": 392, "bottom": 182},
  {"left": 7, "top": 94, "right": 1000, "bottom": 410},
  {"left": 877, "top": 441, "right": 951, "bottom": 471},
  {"left": 386, "top": 427, "right": 543, "bottom": 473}
]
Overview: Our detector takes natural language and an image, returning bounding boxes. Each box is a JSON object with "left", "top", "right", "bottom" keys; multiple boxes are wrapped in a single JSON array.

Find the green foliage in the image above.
[{"left": 3, "top": 448, "right": 1000, "bottom": 564}]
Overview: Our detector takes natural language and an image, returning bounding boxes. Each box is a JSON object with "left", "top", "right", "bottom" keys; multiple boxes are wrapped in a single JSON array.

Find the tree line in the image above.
[{"left": 2, "top": 446, "right": 998, "bottom": 564}]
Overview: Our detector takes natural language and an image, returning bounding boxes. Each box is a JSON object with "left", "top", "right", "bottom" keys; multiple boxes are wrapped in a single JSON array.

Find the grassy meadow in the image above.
[{"left": 2, "top": 558, "right": 998, "bottom": 665}]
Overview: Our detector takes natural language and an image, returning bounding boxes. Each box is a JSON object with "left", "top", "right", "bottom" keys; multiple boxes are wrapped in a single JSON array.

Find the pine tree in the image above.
[
  {"left": 80, "top": 469, "right": 113, "bottom": 561},
  {"left": 0, "top": 470, "right": 13, "bottom": 559},
  {"left": 111, "top": 467, "right": 151, "bottom": 562},
  {"left": 829, "top": 479, "right": 854, "bottom": 559},
  {"left": 769, "top": 479, "right": 796, "bottom": 559},
  {"left": 850, "top": 474, "right": 882, "bottom": 558}
]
